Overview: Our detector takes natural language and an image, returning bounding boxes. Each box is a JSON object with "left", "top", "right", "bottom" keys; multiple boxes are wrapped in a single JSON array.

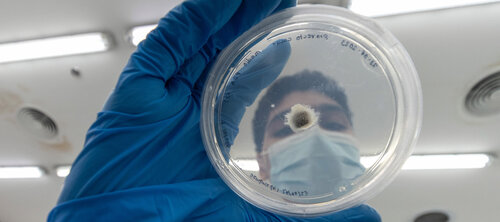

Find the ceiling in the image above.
[{"left": 1, "top": 0, "right": 500, "bottom": 221}]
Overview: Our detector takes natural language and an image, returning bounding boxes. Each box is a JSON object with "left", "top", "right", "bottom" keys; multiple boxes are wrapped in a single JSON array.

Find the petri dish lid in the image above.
[{"left": 201, "top": 5, "right": 422, "bottom": 217}]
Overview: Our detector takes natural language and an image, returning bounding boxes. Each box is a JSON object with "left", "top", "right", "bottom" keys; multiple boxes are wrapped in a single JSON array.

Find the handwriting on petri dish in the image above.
[
  {"left": 242, "top": 50, "right": 262, "bottom": 67},
  {"left": 340, "top": 39, "right": 378, "bottom": 68},
  {"left": 272, "top": 33, "right": 329, "bottom": 46},
  {"left": 250, "top": 173, "right": 308, "bottom": 197},
  {"left": 295, "top": 33, "right": 329, "bottom": 41},
  {"left": 242, "top": 33, "right": 329, "bottom": 67}
]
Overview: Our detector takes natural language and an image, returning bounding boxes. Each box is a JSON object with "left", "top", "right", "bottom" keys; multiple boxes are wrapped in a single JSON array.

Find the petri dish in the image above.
[{"left": 201, "top": 5, "right": 422, "bottom": 217}]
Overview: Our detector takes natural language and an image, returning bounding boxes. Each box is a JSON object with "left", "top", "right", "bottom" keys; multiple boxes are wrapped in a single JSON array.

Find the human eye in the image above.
[
  {"left": 272, "top": 126, "right": 294, "bottom": 138},
  {"left": 320, "top": 121, "right": 347, "bottom": 132}
]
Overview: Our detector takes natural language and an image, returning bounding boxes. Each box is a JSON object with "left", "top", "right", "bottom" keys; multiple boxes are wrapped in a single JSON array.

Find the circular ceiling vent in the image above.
[
  {"left": 17, "top": 107, "right": 58, "bottom": 140},
  {"left": 298, "top": 0, "right": 351, "bottom": 7},
  {"left": 414, "top": 211, "right": 449, "bottom": 222},
  {"left": 465, "top": 71, "right": 500, "bottom": 116}
]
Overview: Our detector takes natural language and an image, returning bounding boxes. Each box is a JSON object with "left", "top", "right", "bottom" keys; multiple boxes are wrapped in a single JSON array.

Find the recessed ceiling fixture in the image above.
[
  {"left": 17, "top": 107, "right": 58, "bottom": 140},
  {"left": 0, "top": 32, "right": 111, "bottom": 64},
  {"left": 403, "top": 153, "right": 492, "bottom": 170},
  {"left": 129, "top": 24, "right": 157, "bottom": 46},
  {"left": 231, "top": 159, "right": 260, "bottom": 172},
  {"left": 232, "top": 153, "right": 493, "bottom": 171},
  {"left": 465, "top": 71, "right": 500, "bottom": 116},
  {"left": 56, "top": 165, "right": 71, "bottom": 178},
  {"left": 298, "top": 0, "right": 351, "bottom": 7},
  {"left": 0, "top": 166, "right": 44, "bottom": 179},
  {"left": 414, "top": 211, "right": 450, "bottom": 222},
  {"left": 349, "top": 0, "right": 500, "bottom": 17}
]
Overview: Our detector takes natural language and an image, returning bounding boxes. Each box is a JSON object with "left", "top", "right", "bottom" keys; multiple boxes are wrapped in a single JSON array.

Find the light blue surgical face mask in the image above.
[{"left": 266, "top": 126, "right": 364, "bottom": 199}]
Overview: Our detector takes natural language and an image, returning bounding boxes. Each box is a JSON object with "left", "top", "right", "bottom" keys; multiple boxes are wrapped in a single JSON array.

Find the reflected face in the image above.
[{"left": 257, "top": 90, "right": 353, "bottom": 180}]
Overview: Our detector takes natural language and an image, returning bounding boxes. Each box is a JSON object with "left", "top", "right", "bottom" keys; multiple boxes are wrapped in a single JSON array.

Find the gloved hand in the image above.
[
  {"left": 49, "top": 0, "right": 381, "bottom": 221},
  {"left": 218, "top": 40, "right": 292, "bottom": 153}
]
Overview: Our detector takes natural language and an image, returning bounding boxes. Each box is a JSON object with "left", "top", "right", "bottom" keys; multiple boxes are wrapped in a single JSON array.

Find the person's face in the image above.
[{"left": 256, "top": 90, "right": 353, "bottom": 180}]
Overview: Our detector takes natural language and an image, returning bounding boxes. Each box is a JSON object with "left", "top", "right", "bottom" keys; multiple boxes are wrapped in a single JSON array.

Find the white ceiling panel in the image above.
[{"left": 0, "top": 1, "right": 499, "bottom": 221}]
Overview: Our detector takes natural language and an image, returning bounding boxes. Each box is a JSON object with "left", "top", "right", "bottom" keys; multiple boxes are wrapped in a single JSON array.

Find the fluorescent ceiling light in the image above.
[
  {"left": 403, "top": 153, "right": 492, "bottom": 170},
  {"left": 360, "top": 155, "right": 379, "bottom": 168},
  {"left": 0, "top": 166, "right": 44, "bottom": 179},
  {"left": 232, "top": 159, "right": 260, "bottom": 172},
  {"left": 130, "top": 24, "right": 157, "bottom": 46},
  {"left": 349, "top": 0, "right": 500, "bottom": 17},
  {"left": 0, "top": 32, "right": 110, "bottom": 64},
  {"left": 233, "top": 156, "right": 381, "bottom": 171},
  {"left": 232, "top": 153, "right": 493, "bottom": 172},
  {"left": 56, "top": 165, "right": 71, "bottom": 178}
]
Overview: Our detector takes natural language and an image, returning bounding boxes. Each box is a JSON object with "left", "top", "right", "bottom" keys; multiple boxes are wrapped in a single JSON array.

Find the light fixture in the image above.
[
  {"left": 233, "top": 156, "right": 382, "bottom": 171},
  {"left": 402, "top": 153, "right": 492, "bottom": 170},
  {"left": 349, "top": 0, "right": 500, "bottom": 17},
  {"left": 0, "top": 166, "right": 44, "bottom": 179},
  {"left": 232, "top": 159, "right": 260, "bottom": 172},
  {"left": 0, "top": 32, "right": 111, "bottom": 64},
  {"left": 56, "top": 165, "right": 72, "bottom": 178},
  {"left": 232, "top": 153, "right": 493, "bottom": 172},
  {"left": 129, "top": 24, "right": 157, "bottom": 46},
  {"left": 360, "top": 155, "right": 379, "bottom": 168}
]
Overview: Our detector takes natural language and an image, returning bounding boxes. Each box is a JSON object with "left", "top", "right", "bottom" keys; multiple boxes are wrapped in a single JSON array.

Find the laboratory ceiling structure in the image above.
[{"left": 0, "top": 0, "right": 499, "bottom": 221}]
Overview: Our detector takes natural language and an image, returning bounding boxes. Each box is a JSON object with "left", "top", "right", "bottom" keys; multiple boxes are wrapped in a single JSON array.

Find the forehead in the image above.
[{"left": 267, "top": 91, "right": 341, "bottom": 123}]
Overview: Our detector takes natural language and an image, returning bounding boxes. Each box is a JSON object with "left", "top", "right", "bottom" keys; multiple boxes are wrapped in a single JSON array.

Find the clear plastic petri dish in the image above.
[{"left": 201, "top": 5, "right": 422, "bottom": 217}]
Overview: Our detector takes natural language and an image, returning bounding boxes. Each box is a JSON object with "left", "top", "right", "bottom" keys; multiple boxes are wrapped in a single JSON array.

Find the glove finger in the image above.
[
  {"left": 191, "top": 0, "right": 296, "bottom": 91},
  {"left": 124, "top": 0, "right": 241, "bottom": 82},
  {"left": 131, "top": 38, "right": 292, "bottom": 121},
  {"left": 274, "top": 0, "right": 297, "bottom": 12},
  {"left": 161, "top": 0, "right": 297, "bottom": 92},
  {"left": 205, "top": 0, "right": 284, "bottom": 53},
  {"left": 166, "top": 0, "right": 297, "bottom": 130},
  {"left": 219, "top": 41, "right": 291, "bottom": 148},
  {"left": 105, "top": 0, "right": 296, "bottom": 118},
  {"left": 168, "top": 0, "right": 298, "bottom": 114},
  {"left": 104, "top": 0, "right": 242, "bottom": 114}
]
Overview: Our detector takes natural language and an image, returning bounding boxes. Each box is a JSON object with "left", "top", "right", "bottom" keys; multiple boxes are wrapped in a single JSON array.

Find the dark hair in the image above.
[{"left": 252, "top": 70, "right": 352, "bottom": 153}]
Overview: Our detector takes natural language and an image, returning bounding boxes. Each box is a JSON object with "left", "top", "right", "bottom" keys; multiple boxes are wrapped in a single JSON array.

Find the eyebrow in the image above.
[{"left": 267, "top": 104, "right": 348, "bottom": 128}]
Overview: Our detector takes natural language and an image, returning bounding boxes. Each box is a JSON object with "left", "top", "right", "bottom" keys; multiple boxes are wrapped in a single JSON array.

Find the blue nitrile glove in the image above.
[
  {"left": 48, "top": 0, "right": 381, "bottom": 221},
  {"left": 218, "top": 41, "right": 292, "bottom": 152}
]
